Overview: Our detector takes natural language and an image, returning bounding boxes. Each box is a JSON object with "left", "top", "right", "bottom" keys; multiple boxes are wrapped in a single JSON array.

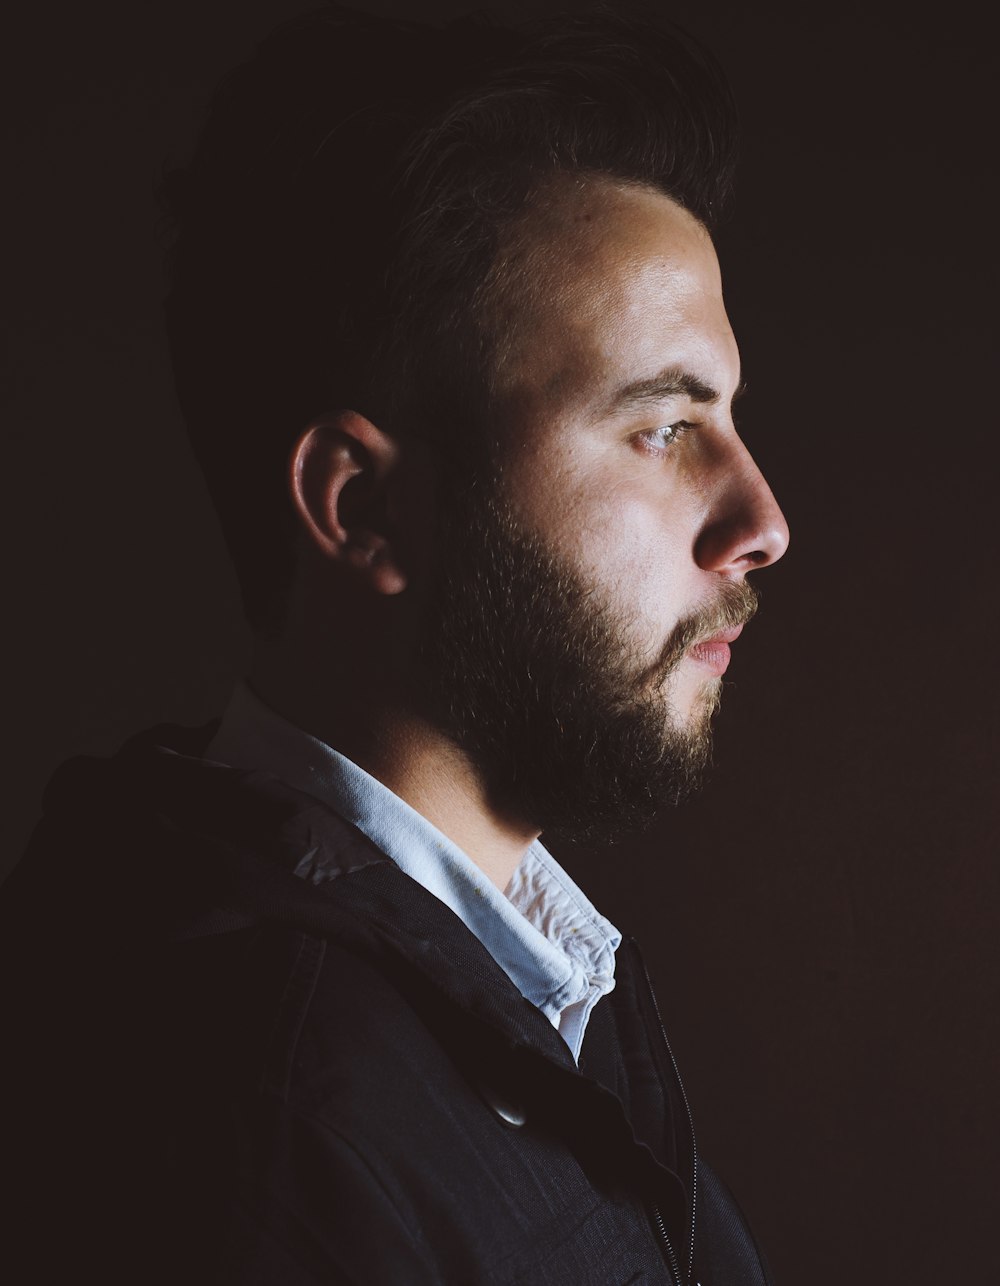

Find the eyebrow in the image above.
[{"left": 603, "top": 365, "right": 747, "bottom": 414}]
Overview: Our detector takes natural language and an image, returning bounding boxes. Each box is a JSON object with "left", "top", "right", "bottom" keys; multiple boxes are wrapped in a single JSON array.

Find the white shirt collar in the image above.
[{"left": 204, "top": 682, "right": 621, "bottom": 1060}]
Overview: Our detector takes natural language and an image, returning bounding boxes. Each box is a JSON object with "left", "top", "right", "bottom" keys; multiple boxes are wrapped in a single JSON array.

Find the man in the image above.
[{"left": 2, "top": 5, "right": 788, "bottom": 1283}]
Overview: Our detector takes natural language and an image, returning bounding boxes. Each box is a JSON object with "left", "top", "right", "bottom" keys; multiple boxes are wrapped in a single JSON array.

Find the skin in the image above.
[
  {"left": 252, "top": 177, "right": 789, "bottom": 890},
  {"left": 487, "top": 177, "right": 788, "bottom": 723}
]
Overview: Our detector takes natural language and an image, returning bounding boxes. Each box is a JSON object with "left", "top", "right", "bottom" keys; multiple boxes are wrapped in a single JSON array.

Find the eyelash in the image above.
[{"left": 639, "top": 421, "right": 696, "bottom": 453}]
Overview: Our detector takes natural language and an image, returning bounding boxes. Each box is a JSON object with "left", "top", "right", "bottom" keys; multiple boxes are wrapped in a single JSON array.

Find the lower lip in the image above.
[{"left": 687, "top": 640, "right": 732, "bottom": 676}]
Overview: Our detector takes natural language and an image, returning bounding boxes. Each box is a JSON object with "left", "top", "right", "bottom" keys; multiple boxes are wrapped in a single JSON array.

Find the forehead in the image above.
[{"left": 488, "top": 177, "right": 738, "bottom": 422}]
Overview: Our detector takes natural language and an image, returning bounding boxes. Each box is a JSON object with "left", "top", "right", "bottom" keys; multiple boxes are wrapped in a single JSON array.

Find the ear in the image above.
[{"left": 289, "top": 410, "right": 408, "bottom": 595}]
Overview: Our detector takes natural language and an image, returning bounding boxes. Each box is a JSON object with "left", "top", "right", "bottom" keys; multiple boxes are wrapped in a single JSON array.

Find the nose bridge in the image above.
[{"left": 695, "top": 431, "right": 789, "bottom": 572}]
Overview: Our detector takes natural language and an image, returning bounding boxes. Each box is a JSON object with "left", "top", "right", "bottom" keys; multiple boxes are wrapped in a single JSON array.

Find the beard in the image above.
[{"left": 411, "top": 473, "right": 758, "bottom": 844}]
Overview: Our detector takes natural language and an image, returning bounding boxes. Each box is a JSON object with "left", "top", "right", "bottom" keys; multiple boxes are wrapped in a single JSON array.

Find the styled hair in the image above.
[{"left": 161, "top": 3, "right": 739, "bottom": 633}]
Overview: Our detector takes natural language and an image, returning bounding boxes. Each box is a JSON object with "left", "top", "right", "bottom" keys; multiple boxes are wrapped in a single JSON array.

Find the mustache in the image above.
[{"left": 651, "top": 579, "right": 760, "bottom": 680}]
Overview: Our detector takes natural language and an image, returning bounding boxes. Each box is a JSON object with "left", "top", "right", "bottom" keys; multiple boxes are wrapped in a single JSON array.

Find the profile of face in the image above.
[{"left": 413, "top": 178, "right": 789, "bottom": 842}]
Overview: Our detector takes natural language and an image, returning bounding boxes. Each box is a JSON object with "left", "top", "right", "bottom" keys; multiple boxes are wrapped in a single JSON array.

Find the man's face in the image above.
[{"left": 414, "top": 178, "right": 789, "bottom": 841}]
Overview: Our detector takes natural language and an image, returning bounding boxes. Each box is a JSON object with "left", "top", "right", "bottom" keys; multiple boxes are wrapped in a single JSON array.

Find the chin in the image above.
[{"left": 677, "top": 676, "right": 723, "bottom": 731}]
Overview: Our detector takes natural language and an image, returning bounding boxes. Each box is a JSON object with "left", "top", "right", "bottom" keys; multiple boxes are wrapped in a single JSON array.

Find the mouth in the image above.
[{"left": 686, "top": 622, "right": 744, "bottom": 676}]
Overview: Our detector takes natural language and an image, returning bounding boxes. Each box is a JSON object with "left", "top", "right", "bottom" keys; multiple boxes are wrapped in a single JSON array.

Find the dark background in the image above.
[{"left": 4, "top": 0, "right": 997, "bottom": 1281}]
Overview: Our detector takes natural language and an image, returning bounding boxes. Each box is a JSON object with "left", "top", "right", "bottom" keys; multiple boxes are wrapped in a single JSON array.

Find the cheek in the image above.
[
  {"left": 557, "top": 478, "right": 696, "bottom": 637},
  {"left": 501, "top": 434, "right": 701, "bottom": 636}
]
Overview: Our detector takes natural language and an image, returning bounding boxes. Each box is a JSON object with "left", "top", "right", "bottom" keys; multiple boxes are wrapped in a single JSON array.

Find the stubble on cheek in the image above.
[{"left": 413, "top": 475, "right": 755, "bottom": 840}]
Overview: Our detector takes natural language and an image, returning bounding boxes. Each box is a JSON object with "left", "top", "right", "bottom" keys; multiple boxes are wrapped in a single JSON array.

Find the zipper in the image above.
[
  {"left": 651, "top": 1201, "right": 683, "bottom": 1285},
  {"left": 636, "top": 944, "right": 698, "bottom": 1285}
]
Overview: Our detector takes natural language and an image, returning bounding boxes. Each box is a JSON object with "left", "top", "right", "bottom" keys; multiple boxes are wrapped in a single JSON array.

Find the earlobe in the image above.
[{"left": 289, "top": 410, "right": 408, "bottom": 595}]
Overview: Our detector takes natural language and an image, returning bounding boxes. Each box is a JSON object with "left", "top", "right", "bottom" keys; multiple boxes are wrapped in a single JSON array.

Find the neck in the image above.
[{"left": 250, "top": 639, "right": 540, "bottom": 892}]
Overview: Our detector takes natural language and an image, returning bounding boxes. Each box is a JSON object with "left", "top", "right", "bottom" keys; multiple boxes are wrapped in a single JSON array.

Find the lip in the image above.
[{"left": 686, "top": 622, "right": 744, "bottom": 676}]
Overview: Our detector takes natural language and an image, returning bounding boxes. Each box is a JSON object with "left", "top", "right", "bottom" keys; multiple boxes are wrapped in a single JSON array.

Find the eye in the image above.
[{"left": 638, "top": 421, "right": 695, "bottom": 453}]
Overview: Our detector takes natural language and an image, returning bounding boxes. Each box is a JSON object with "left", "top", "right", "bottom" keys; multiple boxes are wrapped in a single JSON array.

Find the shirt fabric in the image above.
[{"left": 204, "top": 682, "right": 621, "bottom": 1061}]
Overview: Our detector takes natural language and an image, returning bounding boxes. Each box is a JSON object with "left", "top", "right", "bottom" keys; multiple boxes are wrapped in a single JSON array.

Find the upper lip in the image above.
[{"left": 695, "top": 623, "right": 745, "bottom": 647}]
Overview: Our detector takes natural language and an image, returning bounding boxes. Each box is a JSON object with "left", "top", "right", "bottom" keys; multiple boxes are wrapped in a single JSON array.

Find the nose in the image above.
[{"left": 693, "top": 437, "right": 790, "bottom": 574}]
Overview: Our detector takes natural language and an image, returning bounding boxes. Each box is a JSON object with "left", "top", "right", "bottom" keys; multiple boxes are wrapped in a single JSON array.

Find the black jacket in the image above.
[{"left": 1, "top": 726, "right": 773, "bottom": 1285}]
